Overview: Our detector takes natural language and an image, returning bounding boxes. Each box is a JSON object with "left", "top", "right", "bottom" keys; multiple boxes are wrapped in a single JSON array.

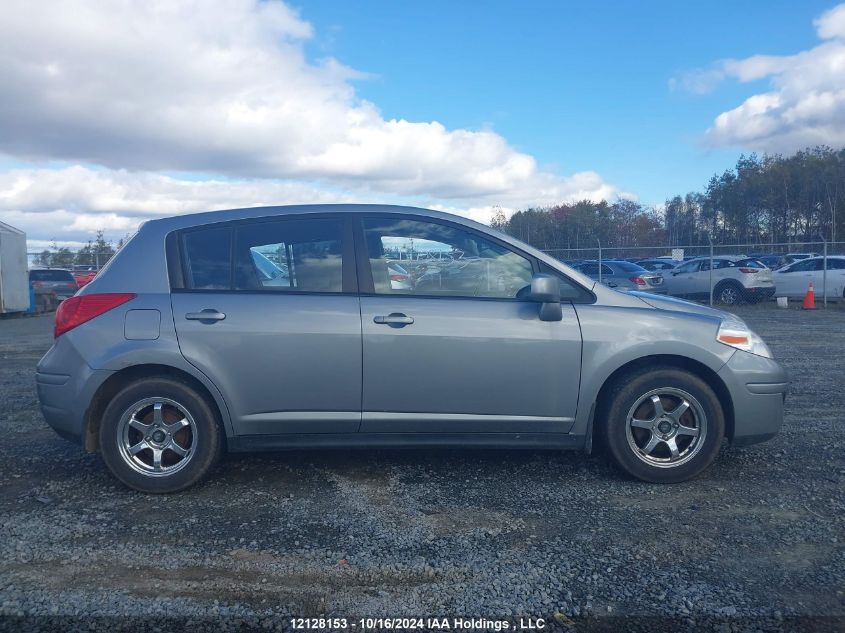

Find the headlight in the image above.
[{"left": 716, "top": 317, "right": 773, "bottom": 358}]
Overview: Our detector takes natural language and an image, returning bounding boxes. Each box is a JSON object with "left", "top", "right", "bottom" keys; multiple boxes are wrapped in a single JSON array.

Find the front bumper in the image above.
[{"left": 718, "top": 350, "right": 787, "bottom": 446}]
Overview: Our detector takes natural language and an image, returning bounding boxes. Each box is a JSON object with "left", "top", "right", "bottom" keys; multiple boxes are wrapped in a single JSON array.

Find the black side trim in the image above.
[
  {"left": 165, "top": 230, "right": 184, "bottom": 290},
  {"left": 228, "top": 432, "right": 585, "bottom": 452}
]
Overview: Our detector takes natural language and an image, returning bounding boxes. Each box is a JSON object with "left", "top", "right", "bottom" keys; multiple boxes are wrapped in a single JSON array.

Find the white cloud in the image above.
[
  {"left": 0, "top": 165, "right": 361, "bottom": 244},
  {"left": 687, "top": 3, "right": 845, "bottom": 152},
  {"left": 0, "top": 0, "right": 622, "bottom": 242},
  {"left": 1, "top": 163, "right": 625, "bottom": 245}
]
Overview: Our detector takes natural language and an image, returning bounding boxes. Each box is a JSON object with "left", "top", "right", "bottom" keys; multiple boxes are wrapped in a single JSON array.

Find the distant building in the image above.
[{"left": 0, "top": 220, "right": 30, "bottom": 313}]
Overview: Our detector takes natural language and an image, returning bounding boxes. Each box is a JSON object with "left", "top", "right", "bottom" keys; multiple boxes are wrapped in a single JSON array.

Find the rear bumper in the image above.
[
  {"left": 744, "top": 286, "right": 775, "bottom": 300},
  {"left": 718, "top": 351, "right": 787, "bottom": 447},
  {"left": 36, "top": 339, "right": 113, "bottom": 446}
]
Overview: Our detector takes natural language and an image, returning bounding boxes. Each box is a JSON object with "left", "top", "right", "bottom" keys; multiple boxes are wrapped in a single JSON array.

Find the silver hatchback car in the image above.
[{"left": 37, "top": 205, "right": 787, "bottom": 493}]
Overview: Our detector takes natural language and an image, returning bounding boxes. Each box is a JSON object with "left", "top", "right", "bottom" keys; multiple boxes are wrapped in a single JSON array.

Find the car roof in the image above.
[{"left": 144, "top": 204, "right": 483, "bottom": 232}]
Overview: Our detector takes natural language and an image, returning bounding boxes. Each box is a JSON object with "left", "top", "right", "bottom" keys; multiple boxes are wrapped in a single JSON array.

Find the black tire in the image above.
[
  {"left": 714, "top": 281, "right": 743, "bottom": 305},
  {"left": 599, "top": 367, "right": 725, "bottom": 483},
  {"left": 99, "top": 377, "right": 222, "bottom": 493}
]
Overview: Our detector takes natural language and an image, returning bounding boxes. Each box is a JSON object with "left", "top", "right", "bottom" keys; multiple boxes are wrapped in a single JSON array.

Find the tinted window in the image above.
[
  {"left": 787, "top": 259, "right": 823, "bottom": 272},
  {"left": 29, "top": 269, "right": 75, "bottom": 282},
  {"left": 362, "top": 217, "right": 533, "bottom": 298},
  {"left": 579, "top": 262, "right": 611, "bottom": 276},
  {"left": 827, "top": 258, "right": 845, "bottom": 270},
  {"left": 735, "top": 258, "right": 765, "bottom": 268},
  {"left": 676, "top": 261, "right": 701, "bottom": 273},
  {"left": 614, "top": 261, "right": 647, "bottom": 273},
  {"left": 182, "top": 227, "right": 232, "bottom": 289},
  {"left": 235, "top": 219, "right": 344, "bottom": 292}
]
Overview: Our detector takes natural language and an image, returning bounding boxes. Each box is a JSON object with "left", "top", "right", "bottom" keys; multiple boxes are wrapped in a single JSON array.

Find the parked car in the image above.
[
  {"left": 637, "top": 259, "right": 680, "bottom": 272},
  {"left": 71, "top": 265, "right": 98, "bottom": 287},
  {"left": 29, "top": 268, "right": 77, "bottom": 310},
  {"left": 73, "top": 271, "right": 97, "bottom": 287},
  {"left": 751, "top": 254, "right": 789, "bottom": 270},
  {"left": 576, "top": 260, "right": 666, "bottom": 294},
  {"left": 37, "top": 205, "right": 786, "bottom": 493},
  {"left": 387, "top": 262, "right": 412, "bottom": 290},
  {"left": 662, "top": 257, "right": 775, "bottom": 305},
  {"left": 773, "top": 256, "right": 845, "bottom": 300}
]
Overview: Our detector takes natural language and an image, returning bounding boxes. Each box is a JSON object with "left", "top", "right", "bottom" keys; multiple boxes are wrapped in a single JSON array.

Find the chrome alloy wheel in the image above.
[
  {"left": 625, "top": 387, "right": 707, "bottom": 468},
  {"left": 116, "top": 397, "right": 197, "bottom": 477},
  {"left": 718, "top": 285, "right": 739, "bottom": 305}
]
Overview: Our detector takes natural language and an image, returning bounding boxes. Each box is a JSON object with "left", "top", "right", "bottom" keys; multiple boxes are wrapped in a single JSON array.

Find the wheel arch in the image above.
[
  {"left": 84, "top": 363, "right": 230, "bottom": 453},
  {"left": 591, "top": 354, "right": 735, "bottom": 447}
]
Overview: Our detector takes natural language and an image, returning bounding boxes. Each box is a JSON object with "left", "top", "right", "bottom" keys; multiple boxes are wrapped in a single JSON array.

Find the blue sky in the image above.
[
  {"left": 1, "top": 0, "right": 844, "bottom": 246},
  {"left": 300, "top": 0, "right": 833, "bottom": 205}
]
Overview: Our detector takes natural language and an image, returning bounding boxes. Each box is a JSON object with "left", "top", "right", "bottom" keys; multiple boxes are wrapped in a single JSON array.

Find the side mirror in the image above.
[{"left": 529, "top": 273, "right": 562, "bottom": 322}]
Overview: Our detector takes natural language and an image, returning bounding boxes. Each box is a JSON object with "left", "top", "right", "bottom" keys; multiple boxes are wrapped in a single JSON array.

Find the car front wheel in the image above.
[
  {"left": 600, "top": 367, "right": 725, "bottom": 483},
  {"left": 99, "top": 377, "right": 222, "bottom": 493}
]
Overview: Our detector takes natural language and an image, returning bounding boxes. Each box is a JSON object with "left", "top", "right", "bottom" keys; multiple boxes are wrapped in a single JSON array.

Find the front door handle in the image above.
[
  {"left": 373, "top": 313, "right": 414, "bottom": 327},
  {"left": 186, "top": 309, "right": 226, "bottom": 322}
]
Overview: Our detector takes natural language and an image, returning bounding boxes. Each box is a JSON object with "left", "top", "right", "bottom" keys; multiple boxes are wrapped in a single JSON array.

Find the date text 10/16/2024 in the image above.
[{"left": 291, "top": 617, "right": 548, "bottom": 631}]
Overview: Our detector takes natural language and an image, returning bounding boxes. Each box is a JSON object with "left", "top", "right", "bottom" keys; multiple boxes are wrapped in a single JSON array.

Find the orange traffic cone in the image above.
[{"left": 802, "top": 281, "right": 817, "bottom": 310}]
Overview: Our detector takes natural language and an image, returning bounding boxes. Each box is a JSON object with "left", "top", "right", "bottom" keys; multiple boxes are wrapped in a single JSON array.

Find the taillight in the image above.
[
  {"left": 738, "top": 267, "right": 759, "bottom": 273},
  {"left": 630, "top": 276, "right": 646, "bottom": 285},
  {"left": 54, "top": 293, "right": 136, "bottom": 338},
  {"left": 390, "top": 274, "right": 409, "bottom": 282}
]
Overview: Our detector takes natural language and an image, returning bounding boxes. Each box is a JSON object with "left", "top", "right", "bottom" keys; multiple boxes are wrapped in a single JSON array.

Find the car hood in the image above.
[{"left": 628, "top": 291, "right": 731, "bottom": 320}]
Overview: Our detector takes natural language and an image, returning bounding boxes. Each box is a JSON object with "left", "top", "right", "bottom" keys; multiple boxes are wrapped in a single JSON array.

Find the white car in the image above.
[
  {"left": 773, "top": 256, "right": 845, "bottom": 300},
  {"left": 663, "top": 257, "right": 775, "bottom": 305}
]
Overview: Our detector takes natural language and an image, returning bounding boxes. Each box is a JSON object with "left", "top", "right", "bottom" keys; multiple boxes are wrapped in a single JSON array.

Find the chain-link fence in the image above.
[
  {"left": 27, "top": 251, "right": 111, "bottom": 270},
  {"left": 541, "top": 240, "right": 845, "bottom": 307},
  {"left": 540, "top": 240, "right": 845, "bottom": 263}
]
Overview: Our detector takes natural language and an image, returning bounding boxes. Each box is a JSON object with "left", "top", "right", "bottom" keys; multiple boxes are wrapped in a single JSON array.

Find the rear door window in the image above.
[{"left": 234, "top": 218, "right": 344, "bottom": 292}]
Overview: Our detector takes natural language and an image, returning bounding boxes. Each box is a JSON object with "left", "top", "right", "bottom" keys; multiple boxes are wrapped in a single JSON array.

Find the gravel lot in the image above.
[{"left": 0, "top": 305, "right": 843, "bottom": 631}]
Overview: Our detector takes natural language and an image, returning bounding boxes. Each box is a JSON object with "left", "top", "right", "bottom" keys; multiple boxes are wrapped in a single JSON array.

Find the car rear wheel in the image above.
[
  {"left": 600, "top": 367, "right": 725, "bottom": 483},
  {"left": 99, "top": 377, "right": 222, "bottom": 493},
  {"left": 714, "top": 281, "right": 742, "bottom": 305}
]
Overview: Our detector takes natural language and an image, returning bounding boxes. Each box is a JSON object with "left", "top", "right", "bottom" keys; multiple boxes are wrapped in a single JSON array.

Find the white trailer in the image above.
[{"left": 0, "top": 220, "right": 30, "bottom": 313}]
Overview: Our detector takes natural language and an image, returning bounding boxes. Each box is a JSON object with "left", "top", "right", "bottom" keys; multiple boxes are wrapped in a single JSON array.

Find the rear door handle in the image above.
[
  {"left": 186, "top": 309, "right": 226, "bottom": 322},
  {"left": 373, "top": 313, "right": 414, "bottom": 327}
]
